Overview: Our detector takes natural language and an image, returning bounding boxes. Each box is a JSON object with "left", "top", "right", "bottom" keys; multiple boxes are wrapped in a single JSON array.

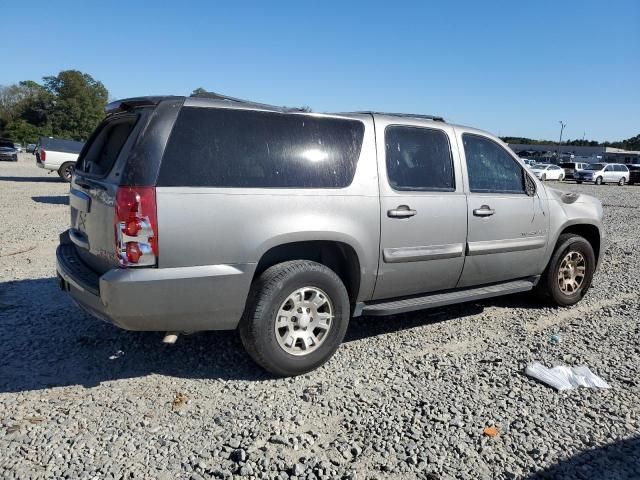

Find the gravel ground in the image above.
[{"left": 1, "top": 154, "right": 638, "bottom": 479}]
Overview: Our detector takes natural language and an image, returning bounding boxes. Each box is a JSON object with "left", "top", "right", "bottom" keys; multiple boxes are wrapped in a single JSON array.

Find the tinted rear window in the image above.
[
  {"left": 76, "top": 115, "right": 139, "bottom": 176},
  {"left": 385, "top": 126, "right": 454, "bottom": 191},
  {"left": 158, "top": 107, "right": 365, "bottom": 188}
]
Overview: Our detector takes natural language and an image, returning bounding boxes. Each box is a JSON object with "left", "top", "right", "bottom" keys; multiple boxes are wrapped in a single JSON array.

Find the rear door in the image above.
[
  {"left": 374, "top": 118, "right": 467, "bottom": 300},
  {"left": 456, "top": 130, "right": 549, "bottom": 288},
  {"left": 70, "top": 113, "right": 147, "bottom": 273}
]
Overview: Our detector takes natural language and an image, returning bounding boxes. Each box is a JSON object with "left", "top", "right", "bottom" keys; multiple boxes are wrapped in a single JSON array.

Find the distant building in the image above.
[{"left": 507, "top": 143, "right": 640, "bottom": 164}]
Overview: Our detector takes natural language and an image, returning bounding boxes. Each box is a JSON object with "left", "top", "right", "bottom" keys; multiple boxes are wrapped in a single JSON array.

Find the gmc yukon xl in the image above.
[{"left": 56, "top": 95, "right": 604, "bottom": 376}]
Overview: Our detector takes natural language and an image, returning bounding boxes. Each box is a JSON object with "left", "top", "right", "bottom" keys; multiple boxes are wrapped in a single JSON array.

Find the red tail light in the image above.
[
  {"left": 114, "top": 186, "right": 158, "bottom": 267},
  {"left": 40, "top": 148, "right": 46, "bottom": 161}
]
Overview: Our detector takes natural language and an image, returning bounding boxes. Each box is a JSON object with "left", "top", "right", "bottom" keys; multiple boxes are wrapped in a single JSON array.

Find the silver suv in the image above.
[{"left": 56, "top": 95, "right": 604, "bottom": 376}]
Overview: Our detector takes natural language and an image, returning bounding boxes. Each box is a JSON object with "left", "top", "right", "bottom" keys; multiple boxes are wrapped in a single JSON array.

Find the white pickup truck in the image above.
[{"left": 36, "top": 137, "right": 85, "bottom": 181}]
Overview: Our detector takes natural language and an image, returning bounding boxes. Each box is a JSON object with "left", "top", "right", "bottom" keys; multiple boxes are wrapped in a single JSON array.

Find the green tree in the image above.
[{"left": 43, "top": 70, "right": 108, "bottom": 140}]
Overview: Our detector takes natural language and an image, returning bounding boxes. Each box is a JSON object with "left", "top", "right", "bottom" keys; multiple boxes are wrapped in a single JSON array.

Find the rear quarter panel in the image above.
[
  {"left": 45, "top": 151, "right": 78, "bottom": 170},
  {"left": 155, "top": 114, "right": 380, "bottom": 302}
]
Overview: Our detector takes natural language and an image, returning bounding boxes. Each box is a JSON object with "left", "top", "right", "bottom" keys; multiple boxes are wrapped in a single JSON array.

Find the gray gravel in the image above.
[{"left": 1, "top": 154, "right": 639, "bottom": 479}]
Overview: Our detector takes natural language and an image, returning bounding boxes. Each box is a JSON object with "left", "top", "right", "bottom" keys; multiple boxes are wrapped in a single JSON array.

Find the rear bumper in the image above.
[{"left": 56, "top": 231, "right": 254, "bottom": 331}]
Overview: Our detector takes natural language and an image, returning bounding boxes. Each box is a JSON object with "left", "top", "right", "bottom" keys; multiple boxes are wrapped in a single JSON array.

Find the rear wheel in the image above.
[
  {"left": 576, "top": 180, "right": 583, "bottom": 184},
  {"left": 618, "top": 177, "right": 626, "bottom": 186},
  {"left": 536, "top": 234, "right": 595, "bottom": 307},
  {"left": 58, "top": 162, "right": 75, "bottom": 182},
  {"left": 558, "top": 174, "right": 564, "bottom": 182},
  {"left": 239, "top": 260, "right": 350, "bottom": 376},
  {"left": 595, "top": 176, "right": 603, "bottom": 185},
  {"left": 541, "top": 174, "right": 547, "bottom": 181}
]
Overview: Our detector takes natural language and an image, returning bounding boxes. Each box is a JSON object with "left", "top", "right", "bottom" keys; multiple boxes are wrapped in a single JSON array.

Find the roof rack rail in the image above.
[
  {"left": 352, "top": 111, "right": 445, "bottom": 122},
  {"left": 190, "top": 91, "right": 309, "bottom": 113}
]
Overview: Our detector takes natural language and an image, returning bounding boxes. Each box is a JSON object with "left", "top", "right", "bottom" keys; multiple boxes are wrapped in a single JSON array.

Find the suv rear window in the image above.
[
  {"left": 158, "top": 107, "right": 365, "bottom": 188},
  {"left": 76, "top": 115, "right": 139, "bottom": 176}
]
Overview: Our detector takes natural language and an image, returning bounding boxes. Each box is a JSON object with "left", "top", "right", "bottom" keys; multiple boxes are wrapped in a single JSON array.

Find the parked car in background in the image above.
[
  {"left": 530, "top": 163, "right": 565, "bottom": 181},
  {"left": 0, "top": 139, "right": 18, "bottom": 161},
  {"left": 521, "top": 158, "right": 537, "bottom": 168},
  {"left": 56, "top": 95, "right": 604, "bottom": 376},
  {"left": 574, "top": 163, "right": 629, "bottom": 185},
  {"left": 26, "top": 143, "right": 37, "bottom": 153},
  {"left": 36, "top": 137, "right": 85, "bottom": 181},
  {"left": 560, "top": 162, "right": 588, "bottom": 180},
  {"left": 13, "top": 143, "right": 23, "bottom": 153},
  {"left": 626, "top": 164, "right": 640, "bottom": 185}
]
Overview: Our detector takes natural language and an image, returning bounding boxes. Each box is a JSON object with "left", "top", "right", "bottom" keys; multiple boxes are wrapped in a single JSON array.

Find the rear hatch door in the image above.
[{"left": 69, "top": 112, "right": 149, "bottom": 274}]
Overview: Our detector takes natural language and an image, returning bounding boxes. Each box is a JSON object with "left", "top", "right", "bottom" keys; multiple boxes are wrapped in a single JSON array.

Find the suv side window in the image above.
[
  {"left": 385, "top": 126, "right": 455, "bottom": 191},
  {"left": 159, "top": 107, "right": 365, "bottom": 188},
  {"left": 462, "top": 134, "right": 525, "bottom": 194}
]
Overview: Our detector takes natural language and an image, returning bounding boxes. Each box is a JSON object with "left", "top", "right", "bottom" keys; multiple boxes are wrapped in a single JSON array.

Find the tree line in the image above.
[
  {"left": 0, "top": 70, "right": 108, "bottom": 144},
  {"left": 501, "top": 135, "right": 640, "bottom": 150}
]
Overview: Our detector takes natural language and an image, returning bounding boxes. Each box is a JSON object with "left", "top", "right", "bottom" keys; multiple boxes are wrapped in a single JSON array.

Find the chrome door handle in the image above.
[
  {"left": 388, "top": 205, "right": 417, "bottom": 218},
  {"left": 473, "top": 205, "right": 495, "bottom": 217}
]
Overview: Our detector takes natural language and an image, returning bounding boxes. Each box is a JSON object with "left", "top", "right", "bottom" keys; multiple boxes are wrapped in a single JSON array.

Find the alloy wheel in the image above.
[
  {"left": 274, "top": 287, "right": 333, "bottom": 356},
  {"left": 557, "top": 251, "right": 586, "bottom": 295}
]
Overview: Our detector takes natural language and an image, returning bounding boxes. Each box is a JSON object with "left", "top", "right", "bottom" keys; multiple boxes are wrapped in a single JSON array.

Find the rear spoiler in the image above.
[{"left": 104, "top": 96, "right": 182, "bottom": 114}]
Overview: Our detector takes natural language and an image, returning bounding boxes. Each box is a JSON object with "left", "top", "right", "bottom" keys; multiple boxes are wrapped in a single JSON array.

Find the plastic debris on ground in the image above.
[
  {"left": 525, "top": 362, "right": 611, "bottom": 391},
  {"left": 108, "top": 350, "right": 125, "bottom": 360}
]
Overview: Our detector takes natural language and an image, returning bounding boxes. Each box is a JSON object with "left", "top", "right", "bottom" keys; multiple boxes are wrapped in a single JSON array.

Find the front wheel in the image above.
[
  {"left": 536, "top": 234, "right": 595, "bottom": 307},
  {"left": 239, "top": 260, "right": 350, "bottom": 376},
  {"left": 595, "top": 176, "right": 603, "bottom": 185},
  {"left": 541, "top": 174, "right": 547, "bottom": 181},
  {"left": 58, "top": 162, "right": 75, "bottom": 182},
  {"left": 576, "top": 180, "right": 583, "bottom": 184},
  {"left": 618, "top": 177, "right": 626, "bottom": 186}
]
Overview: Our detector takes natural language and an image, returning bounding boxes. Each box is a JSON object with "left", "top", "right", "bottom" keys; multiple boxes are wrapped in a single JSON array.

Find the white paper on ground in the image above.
[{"left": 525, "top": 362, "right": 611, "bottom": 391}]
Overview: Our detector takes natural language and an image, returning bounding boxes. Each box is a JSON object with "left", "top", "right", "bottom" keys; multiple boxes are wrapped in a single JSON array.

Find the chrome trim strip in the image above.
[
  {"left": 70, "top": 189, "right": 91, "bottom": 213},
  {"left": 467, "top": 236, "right": 546, "bottom": 256},
  {"left": 383, "top": 243, "right": 464, "bottom": 263}
]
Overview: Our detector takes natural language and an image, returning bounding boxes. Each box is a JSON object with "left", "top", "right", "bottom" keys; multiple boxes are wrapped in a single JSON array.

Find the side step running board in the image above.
[{"left": 359, "top": 277, "right": 538, "bottom": 317}]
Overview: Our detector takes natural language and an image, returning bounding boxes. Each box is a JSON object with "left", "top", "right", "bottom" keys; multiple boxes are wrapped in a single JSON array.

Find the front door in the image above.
[
  {"left": 374, "top": 119, "right": 467, "bottom": 300},
  {"left": 603, "top": 164, "right": 617, "bottom": 183},
  {"left": 456, "top": 131, "right": 549, "bottom": 288}
]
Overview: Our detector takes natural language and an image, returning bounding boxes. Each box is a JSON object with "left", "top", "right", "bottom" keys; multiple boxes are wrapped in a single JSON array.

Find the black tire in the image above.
[
  {"left": 595, "top": 176, "right": 603, "bottom": 185},
  {"left": 576, "top": 181, "right": 582, "bottom": 184},
  {"left": 536, "top": 234, "right": 595, "bottom": 307},
  {"left": 541, "top": 174, "right": 546, "bottom": 181},
  {"left": 239, "top": 260, "right": 350, "bottom": 376},
  {"left": 618, "top": 177, "right": 626, "bottom": 186},
  {"left": 58, "top": 162, "right": 75, "bottom": 182},
  {"left": 558, "top": 174, "right": 564, "bottom": 182}
]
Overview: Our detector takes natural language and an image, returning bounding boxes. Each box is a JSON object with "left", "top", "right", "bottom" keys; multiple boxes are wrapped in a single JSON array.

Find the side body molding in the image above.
[
  {"left": 466, "top": 236, "right": 547, "bottom": 256},
  {"left": 383, "top": 243, "right": 464, "bottom": 263}
]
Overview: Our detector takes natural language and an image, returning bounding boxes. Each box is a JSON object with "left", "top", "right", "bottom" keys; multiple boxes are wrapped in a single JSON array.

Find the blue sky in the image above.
[{"left": 2, "top": 0, "right": 638, "bottom": 141}]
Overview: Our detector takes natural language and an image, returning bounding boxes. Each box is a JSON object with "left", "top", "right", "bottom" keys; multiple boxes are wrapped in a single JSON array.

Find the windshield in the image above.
[
  {"left": 584, "top": 163, "right": 605, "bottom": 171},
  {"left": 532, "top": 164, "right": 547, "bottom": 169}
]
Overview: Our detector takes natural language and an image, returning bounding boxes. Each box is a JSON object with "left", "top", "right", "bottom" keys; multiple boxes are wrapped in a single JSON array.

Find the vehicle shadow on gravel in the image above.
[
  {"left": 0, "top": 175, "right": 64, "bottom": 183},
  {"left": 0, "top": 278, "right": 547, "bottom": 393},
  {"left": 528, "top": 436, "right": 640, "bottom": 479},
  {"left": 31, "top": 195, "right": 69, "bottom": 205}
]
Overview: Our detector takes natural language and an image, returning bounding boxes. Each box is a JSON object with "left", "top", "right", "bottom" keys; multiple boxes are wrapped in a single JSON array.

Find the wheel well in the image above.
[
  {"left": 253, "top": 241, "right": 361, "bottom": 303},
  {"left": 559, "top": 224, "right": 601, "bottom": 262}
]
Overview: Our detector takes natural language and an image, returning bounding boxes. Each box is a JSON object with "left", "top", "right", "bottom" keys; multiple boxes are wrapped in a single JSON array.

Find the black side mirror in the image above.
[{"left": 525, "top": 174, "right": 536, "bottom": 196}]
